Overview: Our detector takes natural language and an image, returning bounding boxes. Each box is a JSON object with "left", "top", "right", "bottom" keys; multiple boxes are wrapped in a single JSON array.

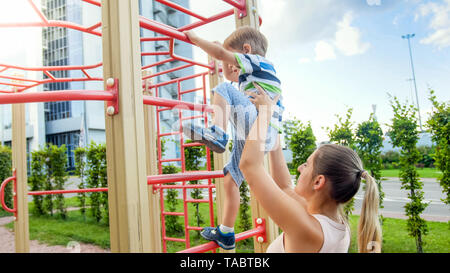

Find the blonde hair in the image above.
[
  {"left": 223, "top": 26, "right": 268, "bottom": 56},
  {"left": 358, "top": 171, "right": 382, "bottom": 253},
  {"left": 313, "top": 144, "right": 382, "bottom": 253}
]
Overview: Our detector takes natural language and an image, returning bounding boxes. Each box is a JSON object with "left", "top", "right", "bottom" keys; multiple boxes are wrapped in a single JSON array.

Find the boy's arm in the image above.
[{"left": 184, "top": 31, "right": 239, "bottom": 67}]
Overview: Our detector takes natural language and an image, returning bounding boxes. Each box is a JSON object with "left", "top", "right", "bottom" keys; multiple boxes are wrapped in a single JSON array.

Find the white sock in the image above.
[{"left": 219, "top": 224, "right": 234, "bottom": 234}]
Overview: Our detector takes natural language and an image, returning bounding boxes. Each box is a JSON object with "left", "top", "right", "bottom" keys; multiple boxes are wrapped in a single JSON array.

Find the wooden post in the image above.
[
  {"left": 207, "top": 57, "right": 234, "bottom": 253},
  {"left": 101, "top": 0, "right": 152, "bottom": 253},
  {"left": 12, "top": 78, "right": 30, "bottom": 253},
  {"left": 235, "top": 0, "right": 279, "bottom": 253},
  {"left": 143, "top": 70, "right": 162, "bottom": 252}
]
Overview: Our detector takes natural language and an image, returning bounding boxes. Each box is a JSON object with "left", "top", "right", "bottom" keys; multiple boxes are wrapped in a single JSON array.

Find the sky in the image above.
[
  {"left": 190, "top": 0, "right": 450, "bottom": 142},
  {"left": 0, "top": 0, "right": 449, "bottom": 143}
]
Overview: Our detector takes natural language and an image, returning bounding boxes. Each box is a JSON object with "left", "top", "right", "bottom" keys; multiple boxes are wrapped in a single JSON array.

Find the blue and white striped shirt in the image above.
[
  {"left": 234, "top": 53, "right": 284, "bottom": 133},
  {"left": 234, "top": 53, "right": 282, "bottom": 95}
]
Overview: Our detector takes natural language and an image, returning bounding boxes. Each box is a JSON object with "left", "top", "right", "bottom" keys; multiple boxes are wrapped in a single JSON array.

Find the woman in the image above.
[{"left": 240, "top": 85, "right": 382, "bottom": 253}]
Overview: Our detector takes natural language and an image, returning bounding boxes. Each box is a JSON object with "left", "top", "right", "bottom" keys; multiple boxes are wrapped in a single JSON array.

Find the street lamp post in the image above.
[{"left": 402, "top": 33, "right": 423, "bottom": 131}]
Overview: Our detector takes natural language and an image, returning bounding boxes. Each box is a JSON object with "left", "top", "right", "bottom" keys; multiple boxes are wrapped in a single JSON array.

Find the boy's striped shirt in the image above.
[
  {"left": 234, "top": 53, "right": 284, "bottom": 133},
  {"left": 234, "top": 53, "right": 282, "bottom": 95}
]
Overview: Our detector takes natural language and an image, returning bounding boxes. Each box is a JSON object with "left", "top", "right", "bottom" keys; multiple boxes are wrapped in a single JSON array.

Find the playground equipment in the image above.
[{"left": 0, "top": 0, "right": 278, "bottom": 253}]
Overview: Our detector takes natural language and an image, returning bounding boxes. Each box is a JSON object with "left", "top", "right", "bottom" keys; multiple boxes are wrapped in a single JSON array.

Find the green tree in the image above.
[
  {"left": 388, "top": 96, "right": 428, "bottom": 253},
  {"left": 326, "top": 108, "right": 355, "bottom": 147},
  {"left": 287, "top": 120, "right": 317, "bottom": 178},
  {"left": 28, "top": 149, "right": 46, "bottom": 216},
  {"left": 0, "top": 145, "right": 12, "bottom": 214},
  {"left": 50, "top": 144, "right": 68, "bottom": 219},
  {"left": 355, "top": 114, "right": 385, "bottom": 222},
  {"left": 427, "top": 90, "right": 449, "bottom": 206},
  {"left": 163, "top": 164, "right": 183, "bottom": 234},
  {"left": 74, "top": 147, "right": 87, "bottom": 220},
  {"left": 326, "top": 107, "right": 355, "bottom": 217},
  {"left": 97, "top": 144, "right": 108, "bottom": 224},
  {"left": 86, "top": 142, "right": 102, "bottom": 222},
  {"left": 42, "top": 145, "right": 54, "bottom": 216}
]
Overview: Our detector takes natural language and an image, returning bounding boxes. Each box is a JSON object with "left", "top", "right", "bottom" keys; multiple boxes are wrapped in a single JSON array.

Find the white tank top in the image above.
[{"left": 266, "top": 214, "right": 350, "bottom": 253}]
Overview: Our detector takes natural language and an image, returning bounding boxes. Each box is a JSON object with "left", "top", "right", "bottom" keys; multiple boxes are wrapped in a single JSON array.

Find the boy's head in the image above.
[{"left": 223, "top": 26, "right": 268, "bottom": 56}]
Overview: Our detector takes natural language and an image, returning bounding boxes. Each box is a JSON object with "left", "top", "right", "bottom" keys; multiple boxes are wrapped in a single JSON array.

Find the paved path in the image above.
[{"left": 353, "top": 177, "right": 450, "bottom": 222}]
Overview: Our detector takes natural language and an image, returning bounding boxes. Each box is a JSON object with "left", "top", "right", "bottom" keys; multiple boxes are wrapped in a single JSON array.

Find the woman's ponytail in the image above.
[{"left": 357, "top": 171, "right": 382, "bottom": 253}]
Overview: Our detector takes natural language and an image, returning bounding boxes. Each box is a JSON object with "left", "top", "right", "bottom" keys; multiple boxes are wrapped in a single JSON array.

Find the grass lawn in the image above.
[
  {"left": 348, "top": 215, "right": 450, "bottom": 253},
  {"left": 2, "top": 196, "right": 449, "bottom": 253},
  {"left": 381, "top": 168, "right": 442, "bottom": 179}
]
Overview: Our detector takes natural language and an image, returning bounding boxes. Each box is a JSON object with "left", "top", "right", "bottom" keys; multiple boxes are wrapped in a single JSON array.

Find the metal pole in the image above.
[{"left": 403, "top": 34, "right": 423, "bottom": 131}]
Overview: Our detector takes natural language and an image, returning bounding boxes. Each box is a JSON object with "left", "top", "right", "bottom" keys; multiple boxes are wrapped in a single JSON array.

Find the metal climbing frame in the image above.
[{"left": 0, "top": 0, "right": 269, "bottom": 253}]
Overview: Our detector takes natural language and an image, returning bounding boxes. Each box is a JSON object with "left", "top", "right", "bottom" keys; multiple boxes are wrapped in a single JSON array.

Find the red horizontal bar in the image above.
[
  {"left": 141, "top": 37, "right": 171, "bottom": 42},
  {"left": 0, "top": 90, "right": 115, "bottom": 105},
  {"left": 158, "top": 131, "right": 180, "bottom": 137},
  {"left": 148, "top": 171, "right": 224, "bottom": 185},
  {"left": 142, "top": 51, "right": 170, "bottom": 56},
  {"left": 182, "top": 142, "right": 205, "bottom": 147},
  {"left": 142, "top": 58, "right": 174, "bottom": 70},
  {"left": 143, "top": 64, "right": 193, "bottom": 79},
  {"left": 0, "top": 20, "right": 101, "bottom": 36},
  {"left": 185, "top": 199, "right": 209, "bottom": 203},
  {"left": 222, "top": 0, "right": 246, "bottom": 10},
  {"left": 28, "top": 188, "right": 108, "bottom": 196},
  {"left": 180, "top": 87, "right": 203, "bottom": 95},
  {"left": 155, "top": 184, "right": 215, "bottom": 190},
  {"left": 157, "top": 107, "right": 172, "bottom": 112},
  {"left": 186, "top": 226, "right": 203, "bottom": 231},
  {"left": 181, "top": 115, "right": 204, "bottom": 121},
  {"left": 0, "top": 62, "right": 103, "bottom": 72},
  {"left": 139, "top": 16, "right": 192, "bottom": 44},
  {"left": 82, "top": 0, "right": 101, "bottom": 7},
  {"left": 143, "top": 95, "right": 214, "bottom": 113},
  {"left": 155, "top": 0, "right": 208, "bottom": 21},
  {"left": 162, "top": 211, "right": 184, "bottom": 216},
  {"left": 160, "top": 158, "right": 182, "bottom": 163},
  {"left": 164, "top": 237, "right": 186, "bottom": 243},
  {"left": 149, "top": 72, "right": 208, "bottom": 89},
  {"left": 178, "top": 223, "right": 265, "bottom": 253},
  {"left": 178, "top": 9, "right": 235, "bottom": 32}
]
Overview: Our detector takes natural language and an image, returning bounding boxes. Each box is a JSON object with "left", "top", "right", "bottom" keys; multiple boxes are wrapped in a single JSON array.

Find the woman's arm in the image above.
[
  {"left": 239, "top": 86, "right": 320, "bottom": 244},
  {"left": 268, "top": 140, "right": 308, "bottom": 207}
]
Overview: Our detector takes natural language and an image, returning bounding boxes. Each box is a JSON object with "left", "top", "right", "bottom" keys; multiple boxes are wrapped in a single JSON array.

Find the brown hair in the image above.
[
  {"left": 223, "top": 26, "right": 268, "bottom": 56},
  {"left": 312, "top": 144, "right": 382, "bottom": 253}
]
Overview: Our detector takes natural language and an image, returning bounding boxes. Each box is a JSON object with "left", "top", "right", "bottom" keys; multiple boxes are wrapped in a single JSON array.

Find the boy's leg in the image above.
[
  {"left": 221, "top": 172, "right": 240, "bottom": 228},
  {"left": 200, "top": 174, "right": 238, "bottom": 250},
  {"left": 212, "top": 91, "right": 231, "bottom": 134}
]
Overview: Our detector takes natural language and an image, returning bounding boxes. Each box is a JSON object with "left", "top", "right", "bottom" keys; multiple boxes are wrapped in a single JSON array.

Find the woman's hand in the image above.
[{"left": 246, "top": 83, "right": 280, "bottom": 114}]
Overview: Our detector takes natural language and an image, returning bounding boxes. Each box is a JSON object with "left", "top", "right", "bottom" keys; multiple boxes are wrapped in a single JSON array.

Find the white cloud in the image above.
[
  {"left": 366, "top": 0, "right": 382, "bottom": 6},
  {"left": 334, "top": 12, "right": 371, "bottom": 56},
  {"left": 298, "top": 57, "right": 312, "bottom": 64},
  {"left": 417, "top": 0, "right": 450, "bottom": 49},
  {"left": 314, "top": 41, "right": 336, "bottom": 61}
]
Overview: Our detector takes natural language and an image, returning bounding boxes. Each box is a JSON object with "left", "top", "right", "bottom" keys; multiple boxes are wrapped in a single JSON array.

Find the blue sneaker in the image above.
[
  {"left": 201, "top": 226, "right": 235, "bottom": 250},
  {"left": 182, "top": 123, "right": 229, "bottom": 153}
]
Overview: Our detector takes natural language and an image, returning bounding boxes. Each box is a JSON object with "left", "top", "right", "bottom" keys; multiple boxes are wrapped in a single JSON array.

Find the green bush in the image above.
[
  {"left": 388, "top": 96, "right": 428, "bottom": 253},
  {"left": 427, "top": 90, "right": 449, "bottom": 206},
  {"left": 28, "top": 144, "right": 68, "bottom": 218},
  {"left": 163, "top": 164, "right": 183, "bottom": 235}
]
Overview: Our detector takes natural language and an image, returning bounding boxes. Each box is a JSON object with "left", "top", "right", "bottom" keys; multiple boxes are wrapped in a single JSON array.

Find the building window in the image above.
[{"left": 46, "top": 131, "right": 80, "bottom": 171}]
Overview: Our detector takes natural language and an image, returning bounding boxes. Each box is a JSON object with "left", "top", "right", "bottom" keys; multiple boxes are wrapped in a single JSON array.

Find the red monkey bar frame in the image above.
[{"left": 0, "top": 0, "right": 268, "bottom": 253}]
